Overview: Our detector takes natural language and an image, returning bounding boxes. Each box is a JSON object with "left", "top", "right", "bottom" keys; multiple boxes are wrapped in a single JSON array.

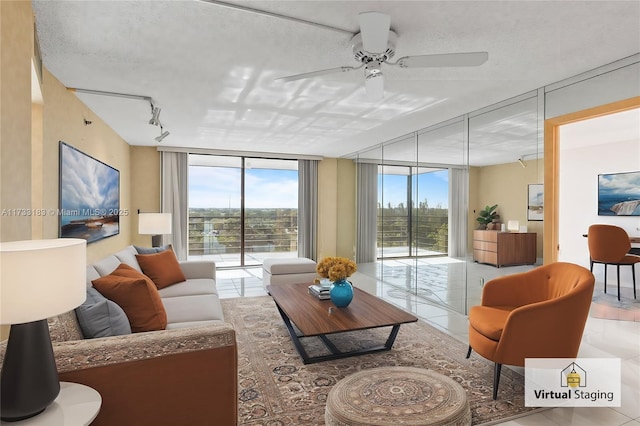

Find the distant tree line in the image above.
[
  {"left": 188, "top": 208, "right": 297, "bottom": 255},
  {"left": 378, "top": 199, "right": 448, "bottom": 254}
]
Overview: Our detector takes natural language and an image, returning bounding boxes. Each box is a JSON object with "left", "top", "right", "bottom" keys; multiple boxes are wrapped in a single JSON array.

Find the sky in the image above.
[
  {"left": 189, "top": 166, "right": 298, "bottom": 208},
  {"left": 189, "top": 166, "right": 449, "bottom": 209},
  {"left": 378, "top": 170, "right": 449, "bottom": 208},
  {"left": 598, "top": 171, "right": 640, "bottom": 199}
]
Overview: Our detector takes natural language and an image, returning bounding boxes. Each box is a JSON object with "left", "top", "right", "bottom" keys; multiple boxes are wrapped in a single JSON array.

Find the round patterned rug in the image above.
[{"left": 325, "top": 366, "right": 471, "bottom": 426}]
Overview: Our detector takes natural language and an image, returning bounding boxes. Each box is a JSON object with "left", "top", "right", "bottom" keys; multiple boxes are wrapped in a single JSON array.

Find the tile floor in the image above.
[{"left": 216, "top": 259, "right": 640, "bottom": 426}]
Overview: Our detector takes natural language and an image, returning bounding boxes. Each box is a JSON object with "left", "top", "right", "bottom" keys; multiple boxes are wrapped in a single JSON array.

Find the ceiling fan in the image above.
[{"left": 276, "top": 12, "right": 488, "bottom": 100}]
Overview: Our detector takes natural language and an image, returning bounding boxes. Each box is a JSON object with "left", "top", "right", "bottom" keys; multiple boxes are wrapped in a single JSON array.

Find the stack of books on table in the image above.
[{"left": 308, "top": 284, "right": 331, "bottom": 300}]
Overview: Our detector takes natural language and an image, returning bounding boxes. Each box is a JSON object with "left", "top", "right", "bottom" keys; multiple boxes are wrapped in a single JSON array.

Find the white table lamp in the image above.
[
  {"left": 0, "top": 238, "right": 86, "bottom": 422},
  {"left": 138, "top": 212, "right": 172, "bottom": 247}
]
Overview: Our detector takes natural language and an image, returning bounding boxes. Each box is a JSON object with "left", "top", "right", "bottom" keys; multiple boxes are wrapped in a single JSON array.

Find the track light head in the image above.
[
  {"left": 149, "top": 107, "right": 161, "bottom": 126},
  {"left": 155, "top": 130, "right": 170, "bottom": 143}
]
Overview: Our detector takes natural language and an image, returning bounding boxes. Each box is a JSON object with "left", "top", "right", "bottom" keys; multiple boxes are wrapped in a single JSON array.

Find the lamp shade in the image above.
[
  {"left": 138, "top": 213, "right": 172, "bottom": 235},
  {"left": 507, "top": 220, "right": 520, "bottom": 232},
  {"left": 0, "top": 239, "right": 86, "bottom": 325}
]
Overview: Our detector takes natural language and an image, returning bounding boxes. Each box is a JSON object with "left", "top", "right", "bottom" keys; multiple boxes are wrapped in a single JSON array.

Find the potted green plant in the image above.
[{"left": 476, "top": 204, "right": 500, "bottom": 229}]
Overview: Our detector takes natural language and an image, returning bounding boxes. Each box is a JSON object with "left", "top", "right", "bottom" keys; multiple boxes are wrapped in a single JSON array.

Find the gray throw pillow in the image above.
[
  {"left": 134, "top": 244, "right": 170, "bottom": 254},
  {"left": 75, "top": 287, "right": 132, "bottom": 338}
]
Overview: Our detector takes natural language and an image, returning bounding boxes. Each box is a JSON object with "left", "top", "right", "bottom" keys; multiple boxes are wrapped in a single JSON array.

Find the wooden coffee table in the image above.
[{"left": 267, "top": 283, "right": 418, "bottom": 364}]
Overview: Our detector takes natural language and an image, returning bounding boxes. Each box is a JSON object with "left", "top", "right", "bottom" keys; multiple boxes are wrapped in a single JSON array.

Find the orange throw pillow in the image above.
[
  {"left": 136, "top": 247, "right": 186, "bottom": 289},
  {"left": 92, "top": 264, "right": 167, "bottom": 332}
]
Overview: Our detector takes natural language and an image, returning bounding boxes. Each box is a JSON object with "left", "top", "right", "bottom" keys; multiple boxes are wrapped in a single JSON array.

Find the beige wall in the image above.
[
  {"left": 130, "top": 146, "right": 161, "bottom": 247},
  {"left": 0, "top": 0, "right": 33, "bottom": 242},
  {"left": 470, "top": 158, "right": 544, "bottom": 258},
  {"left": 32, "top": 102, "right": 44, "bottom": 238}
]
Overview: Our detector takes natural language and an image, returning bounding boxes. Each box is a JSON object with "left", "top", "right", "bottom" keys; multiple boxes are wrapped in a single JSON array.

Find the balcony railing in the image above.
[
  {"left": 377, "top": 211, "right": 448, "bottom": 254},
  {"left": 188, "top": 211, "right": 298, "bottom": 256}
]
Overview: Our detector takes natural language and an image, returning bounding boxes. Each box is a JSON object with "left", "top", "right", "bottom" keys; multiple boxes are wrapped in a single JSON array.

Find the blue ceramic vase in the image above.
[{"left": 330, "top": 279, "right": 353, "bottom": 307}]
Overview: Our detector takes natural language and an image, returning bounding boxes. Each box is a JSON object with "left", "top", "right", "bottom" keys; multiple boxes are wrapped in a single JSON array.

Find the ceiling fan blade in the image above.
[
  {"left": 275, "top": 65, "right": 360, "bottom": 82},
  {"left": 365, "top": 74, "right": 384, "bottom": 101},
  {"left": 395, "top": 52, "right": 489, "bottom": 68},
  {"left": 357, "top": 12, "right": 390, "bottom": 53}
]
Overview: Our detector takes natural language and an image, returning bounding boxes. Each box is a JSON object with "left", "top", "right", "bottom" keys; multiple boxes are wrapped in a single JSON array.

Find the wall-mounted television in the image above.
[
  {"left": 59, "top": 141, "right": 120, "bottom": 242},
  {"left": 597, "top": 170, "right": 640, "bottom": 216}
]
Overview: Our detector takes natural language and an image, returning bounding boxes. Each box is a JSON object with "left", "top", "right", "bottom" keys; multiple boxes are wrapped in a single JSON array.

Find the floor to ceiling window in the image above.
[
  {"left": 378, "top": 165, "right": 411, "bottom": 258},
  {"left": 413, "top": 168, "right": 449, "bottom": 256},
  {"left": 377, "top": 165, "right": 449, "bottom": 258},
  {"left": 188, "top": 154, "right": 298, "bottom": 268}
]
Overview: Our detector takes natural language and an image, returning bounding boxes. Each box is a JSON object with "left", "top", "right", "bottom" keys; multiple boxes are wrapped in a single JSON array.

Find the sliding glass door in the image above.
[
  {"left": 243, "top": 158, "right": 298, "bottom": 267},
  {"left": 377, "top": 165, "right": 449, "bottom": 259},
  {"left": 413, "top": 168, "right": 449, "bottom": 256},
  {"left": 188, "top": 154, "right": 298, "bottom": 267},
  {"left": 378, "top": 165, "right": 411, "bottom": 258}
]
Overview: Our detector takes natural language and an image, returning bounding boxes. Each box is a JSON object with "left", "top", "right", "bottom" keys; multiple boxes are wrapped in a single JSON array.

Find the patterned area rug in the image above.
[{"left": 222, "top": 296, "right": 538, "bottom": 425}]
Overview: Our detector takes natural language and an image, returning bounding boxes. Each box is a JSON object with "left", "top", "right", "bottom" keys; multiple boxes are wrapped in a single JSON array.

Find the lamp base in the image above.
[
  {"left": 0, "top": 320, "right": 60, "bottom": 422},
  {"left": 151, "top": 234, "right": 162, "bottom": 247}
]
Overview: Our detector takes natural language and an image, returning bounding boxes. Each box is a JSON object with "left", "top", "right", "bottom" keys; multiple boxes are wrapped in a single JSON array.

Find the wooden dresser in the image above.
[{"left": 473, "top": 230, "right": 536, "bottom": 267}]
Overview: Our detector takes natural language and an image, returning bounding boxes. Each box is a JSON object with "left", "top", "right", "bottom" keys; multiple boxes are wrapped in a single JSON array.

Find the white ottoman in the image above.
[{"left": 262, "top": 257, "right": 317, "bottom": 287}]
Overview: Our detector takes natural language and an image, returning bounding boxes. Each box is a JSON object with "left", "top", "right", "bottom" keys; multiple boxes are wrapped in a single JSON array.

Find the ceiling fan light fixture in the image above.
[
  {"left": 365, "top": 71, "right": 384, "bottom": 101},
  {"left": 275, "top": 11, "right": 487, "bottom": 103},
  {"left": 365, "top": 60, "right": 383, "bottom": 76}
]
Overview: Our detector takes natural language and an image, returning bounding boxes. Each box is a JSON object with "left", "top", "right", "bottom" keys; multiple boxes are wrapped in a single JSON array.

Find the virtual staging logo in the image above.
[
  {"left": 561, "top": 362, "right": 586, "bottom": 388},
  {"left": 525, "top": 358, "right": 621, "bottom": 407}
]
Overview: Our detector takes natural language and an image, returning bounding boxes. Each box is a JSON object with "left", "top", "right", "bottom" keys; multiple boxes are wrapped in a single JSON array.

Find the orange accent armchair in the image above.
[
  {"left": 467, "top": 262, "right": 595, "bottom": 399},
  {"left": 588, "top": 224, "right": 640, "bottom": 300}
]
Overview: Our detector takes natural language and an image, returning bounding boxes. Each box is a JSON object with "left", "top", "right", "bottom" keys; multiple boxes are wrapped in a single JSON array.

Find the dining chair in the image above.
[{"left": 587, "top": 224, "right": 640, "bottom": 300}]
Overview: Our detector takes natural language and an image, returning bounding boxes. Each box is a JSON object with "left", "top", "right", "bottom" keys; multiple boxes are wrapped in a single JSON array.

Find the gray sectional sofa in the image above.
[{"left": 86, "top": 245, "right": 225, "bottom": 329}]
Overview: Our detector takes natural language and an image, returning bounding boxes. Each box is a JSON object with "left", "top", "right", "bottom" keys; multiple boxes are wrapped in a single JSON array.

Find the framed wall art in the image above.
[
  {"left": 598, "top": 170, "right": 640, "bottom": 216},
  {"left": 527, "top": 184, "right": 544, "bottom": 221},
  {"left": 59, "top": 141, "right": 120, "bottom": 243}
]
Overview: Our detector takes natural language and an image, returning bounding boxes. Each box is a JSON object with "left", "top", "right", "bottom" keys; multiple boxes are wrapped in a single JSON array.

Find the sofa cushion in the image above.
[
  {"left": 92, "top": 254, "right": 121, "bottom": 277},
  {"left": 157, "top": 278, "right": 218, "bottom": 298},
  {"left": 468, "top": 305, "right": 514, "bottom": 341},
  {"left": 75, "top": 287, "right": 132, "bottom": 338},
  {"left": 113, "top": 246, "right": 143, "bottom": 273},
  {"left": 92, "top": 264, "right": 167, "bottom": 332},
  {"left": 86, "top": 265, "right": 101, "bottom": 287},
  {"left": 162, "top": 294, "right": 224, "bottom": 325},
  {"left": 134, "top": 244, "right": 170, "bottom": 254},
  {"left": 136, "top": 248, "right": 186, "bottom": 289},
  {"left": 166, "top": 320, "right": 222, "bottom": 330}
]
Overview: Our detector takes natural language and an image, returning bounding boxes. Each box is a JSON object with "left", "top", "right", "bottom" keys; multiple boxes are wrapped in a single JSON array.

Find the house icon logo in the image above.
[{"left": 561, "top": 362, "right": 587, "bottom": 388}]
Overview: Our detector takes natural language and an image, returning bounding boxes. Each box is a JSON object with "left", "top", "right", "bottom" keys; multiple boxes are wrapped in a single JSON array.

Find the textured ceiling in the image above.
[{"left": 32, "top": 0, "right": 640, "bottom": 165}]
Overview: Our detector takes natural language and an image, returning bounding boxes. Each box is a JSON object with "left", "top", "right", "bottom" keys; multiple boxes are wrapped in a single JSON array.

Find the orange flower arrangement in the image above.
[{"left": 316, "top": 256, "right": 357, "bottom": 282}]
